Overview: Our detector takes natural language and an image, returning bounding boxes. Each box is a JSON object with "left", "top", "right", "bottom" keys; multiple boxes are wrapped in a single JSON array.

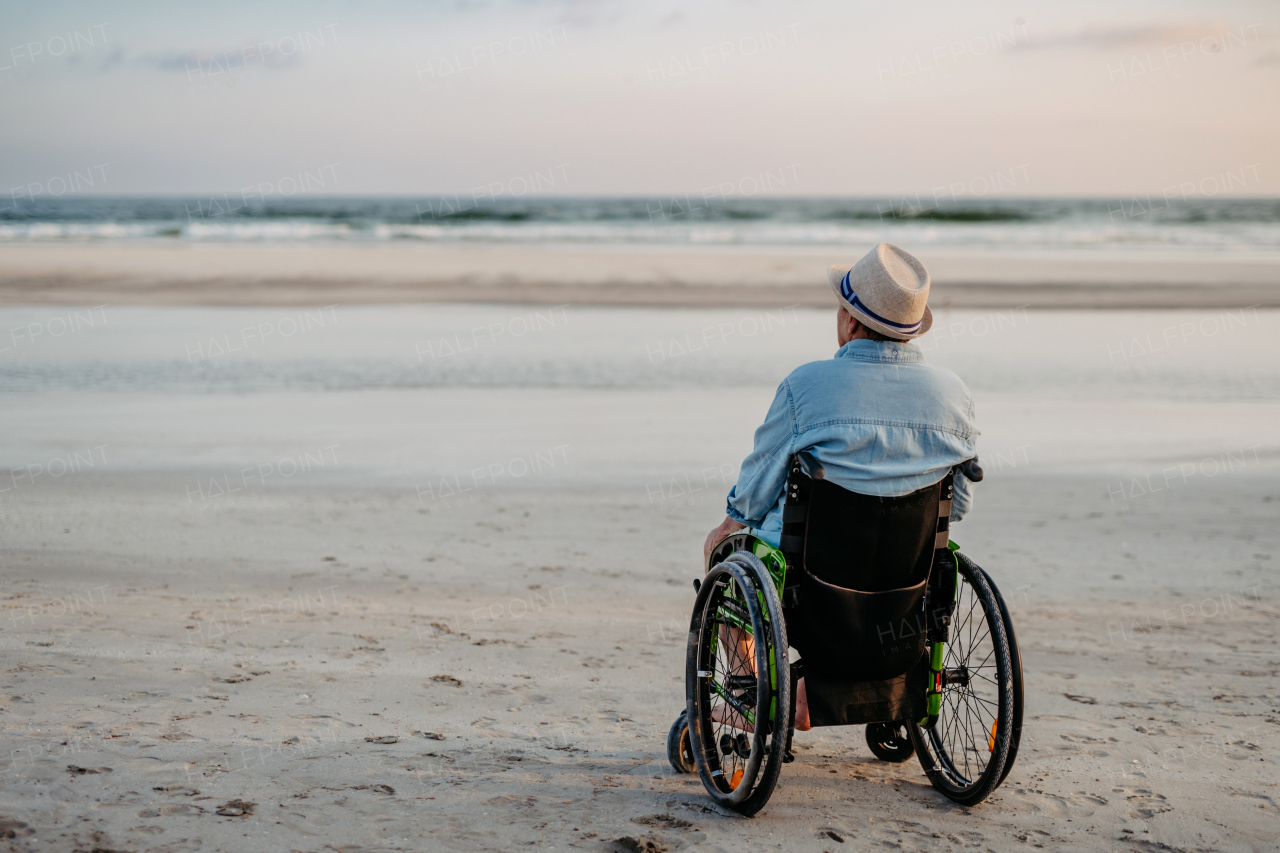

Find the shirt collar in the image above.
[{"left": 834, "top": 338, "right": 926, "bottom": 363}]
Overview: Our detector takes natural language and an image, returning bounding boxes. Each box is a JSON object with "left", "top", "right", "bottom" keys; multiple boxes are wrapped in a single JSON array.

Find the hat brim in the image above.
[{"left": 827, "top": 265, "right": 932, "bottom": 340}]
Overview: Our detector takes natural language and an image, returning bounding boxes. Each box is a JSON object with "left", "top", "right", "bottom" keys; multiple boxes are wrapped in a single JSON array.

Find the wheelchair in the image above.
[{"left": 666, "top": 453, "right": 1023, "bottom": 815}]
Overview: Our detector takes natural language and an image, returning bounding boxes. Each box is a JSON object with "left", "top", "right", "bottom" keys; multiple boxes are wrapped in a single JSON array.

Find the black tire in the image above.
[
  {"left": 667, "top": 710, "right": 695, "bottom": 774},
  {"left": 686, "top": 553, "right": 790, "bottom": 816},
  {"left": 907, "top": 554, "right": 1014, "bottom": 806},
  {"left": 865, "top": 721, "right": 915, "bottom": 763},
  {"left": 978, "top": 563, "right": 1023, "bottom": 789}
]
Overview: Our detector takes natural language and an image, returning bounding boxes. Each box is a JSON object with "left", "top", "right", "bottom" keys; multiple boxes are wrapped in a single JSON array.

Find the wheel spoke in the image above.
[
  {"left": 702, "top": 572, "right": 772, "bottom": 792},
  {"left": 917, "top": 563, "right": 1011, "bottom": 798},
  {"left": 959, "top": 689, "right": 1000, "bottom": 709}
]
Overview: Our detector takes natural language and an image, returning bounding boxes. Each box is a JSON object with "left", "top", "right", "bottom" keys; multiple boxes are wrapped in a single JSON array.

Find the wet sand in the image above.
[{"left": 2, "top": 244, "right": 1279, "bottom": 307}]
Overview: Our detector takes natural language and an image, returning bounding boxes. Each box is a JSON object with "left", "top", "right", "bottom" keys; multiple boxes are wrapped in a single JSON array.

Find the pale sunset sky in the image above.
[{"left": 1, "top": 0, "right": 1277, "bottom": 196}]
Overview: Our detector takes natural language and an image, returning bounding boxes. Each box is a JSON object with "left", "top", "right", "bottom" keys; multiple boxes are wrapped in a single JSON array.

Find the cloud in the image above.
[
  {"left": 549, "top": 0, "right": 627, "bottom": 27},
  {"left": 139, "top": 47, "right": 300, "bottom": 74},
  {"left": 1013, "top": 22, "right": 1245, "bottom": 52},
  {"left": 129, "top": 25, "right": 342, "bottom": 75},
  {"left": 63, "top": 46, "right": 127, "bottom": 73},
  {"left": 656, "top": 10, "right": 685, "bottom": 28}
]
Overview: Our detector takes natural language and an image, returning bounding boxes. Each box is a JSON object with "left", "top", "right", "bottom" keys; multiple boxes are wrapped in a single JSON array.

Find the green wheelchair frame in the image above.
[{"left": 666, "top": 457, "right": 1023, "bottom": 815}]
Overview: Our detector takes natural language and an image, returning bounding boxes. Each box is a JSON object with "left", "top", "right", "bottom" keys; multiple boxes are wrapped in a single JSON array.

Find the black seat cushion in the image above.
[{"left": 803, "top": 477, "right": 941, "bottom": 592}]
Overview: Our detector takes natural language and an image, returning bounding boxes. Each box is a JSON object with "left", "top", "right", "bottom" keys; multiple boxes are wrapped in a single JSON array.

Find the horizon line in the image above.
[{"left": 8, "top": 192, "right": 1280, "bottom": 201}]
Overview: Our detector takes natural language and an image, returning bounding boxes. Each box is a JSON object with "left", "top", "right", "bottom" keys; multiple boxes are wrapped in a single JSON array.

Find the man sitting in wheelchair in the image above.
[{"left": 672, "top": 243, "right": 1022, "bottom": 813}]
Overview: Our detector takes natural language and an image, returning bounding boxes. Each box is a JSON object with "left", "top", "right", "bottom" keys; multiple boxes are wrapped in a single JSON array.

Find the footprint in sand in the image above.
[
  {"left": 215, "top": 800, "right": 256, "bottom": 817},
  {"left": 1112, "top": 787, "right": 1173, "bottom": 820},
  {"left": 0, "top": 817, "right": 35, "bottom": 839},
  {"left": 1005, "top": 788, "right": 1109, "bottom": 819},
  {"left": 126, "top": 825, "right": 165, "bottom": 835},
  {"left": 631, "top": 813, "right": 695, "bottom": 831},
  {"left": 605, "top": 835, "right": 669, "bottom": 853},
  {"left": 67, "top": 765, "right": 113, "bottom": 775},
  {"left": 136, "top": 804, "right": 204, "bottom": 818}
]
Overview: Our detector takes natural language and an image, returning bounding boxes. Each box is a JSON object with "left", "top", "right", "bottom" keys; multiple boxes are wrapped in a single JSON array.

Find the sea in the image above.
[
  {"left": 2, "top": 196, "right": 1276, "bottom": 501},
  {"left": 3, "top": 196, "right": 1279, "bottom": 254}
]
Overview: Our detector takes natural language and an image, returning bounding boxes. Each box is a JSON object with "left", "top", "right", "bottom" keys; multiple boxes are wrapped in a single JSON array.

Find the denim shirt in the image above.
[{"left": 725, "top": 339, "right": 978, "bottom": 549}]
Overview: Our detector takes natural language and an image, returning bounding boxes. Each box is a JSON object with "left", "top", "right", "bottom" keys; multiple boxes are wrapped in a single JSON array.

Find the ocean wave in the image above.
[{"left": 1, "top": 196, "right": 1278, "bottom": 252}]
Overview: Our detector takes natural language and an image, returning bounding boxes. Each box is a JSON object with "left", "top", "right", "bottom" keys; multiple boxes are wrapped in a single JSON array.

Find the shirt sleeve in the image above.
[
  {"left": 949, "top": 391, "right": 978, "bottom": 522},
  {"left": 950, "top": 468, "right": 973, "bottom": 522},
  {"left": 725, "top": 380, "right": 796, "bottom": 526}
]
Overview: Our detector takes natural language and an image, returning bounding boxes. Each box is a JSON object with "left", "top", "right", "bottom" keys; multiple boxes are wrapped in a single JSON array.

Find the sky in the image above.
[{"left": 1, "top": 0, "right": 1277, "bottom": 197}]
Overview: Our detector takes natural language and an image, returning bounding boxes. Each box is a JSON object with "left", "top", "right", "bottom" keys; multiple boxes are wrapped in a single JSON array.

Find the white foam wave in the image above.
[{"left": 1, "top": 217, "right": 1277, "bottom": 252}]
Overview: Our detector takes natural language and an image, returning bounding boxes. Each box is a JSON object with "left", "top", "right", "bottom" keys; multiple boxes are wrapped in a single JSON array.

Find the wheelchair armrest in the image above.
[
  {"left": 796, "top": 450, "right": 824, "bottom": 480},
  {"left": 958, "top": 457, "right": 984, "bottom": 482}
]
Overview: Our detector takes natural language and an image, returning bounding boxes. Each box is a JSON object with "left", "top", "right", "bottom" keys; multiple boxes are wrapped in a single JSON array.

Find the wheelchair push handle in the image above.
[
  {"left": 794, "top": 449, "right": 824, "bottom": 480},
  {"left": 957, "top": 456, "right": 983, "bottom": 482}
]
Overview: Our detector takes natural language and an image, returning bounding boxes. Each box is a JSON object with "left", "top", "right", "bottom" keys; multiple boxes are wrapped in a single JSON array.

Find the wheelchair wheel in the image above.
[
  {"left": 865, "top": 721, "right": 915, "bottom": 763},
  {"left": 978, "top": 564, "right": 1024, "bottom": 789},
  {"left": 908, "top": 554, "right": 1014, "bottom": 806},
  {"left": 685, "top": 552, "right": 790, "bottom": 816},
  {"left": 667, "top": 710, "right": 695, "bottom": 774}
]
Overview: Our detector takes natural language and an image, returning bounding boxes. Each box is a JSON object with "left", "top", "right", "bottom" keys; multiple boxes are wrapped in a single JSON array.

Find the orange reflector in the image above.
[
  {"left": 987, "top": 718, "right": 998, "bottom": 752},
  {"left": 730, "top": 768, "right": 744, "bottom": 789}
]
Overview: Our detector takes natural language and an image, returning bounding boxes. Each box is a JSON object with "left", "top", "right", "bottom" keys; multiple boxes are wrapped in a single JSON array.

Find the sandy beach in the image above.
[
  {"left": 1, "top": 302, "right": 1277, "bottom": 851},
  {"left": 2, "top": 244, "right": 1279, "bottom": 308},
  {"left": 6, "top": 0, "right": 1280, "bottom": 847},
  {"left": 1, "top": 468, "right": 1276, "bottom": 852}
]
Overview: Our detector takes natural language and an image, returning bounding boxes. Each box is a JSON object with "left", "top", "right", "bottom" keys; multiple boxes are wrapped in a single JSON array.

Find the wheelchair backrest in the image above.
[
  {"left": 780, "top": 452, "right": 953, "bottom": 594},
  {"left": 804, "top": 478, "right": 941, "bottom": 592},
  {"left": 779, "top": 454, "right": 956, "bottom": 689}
]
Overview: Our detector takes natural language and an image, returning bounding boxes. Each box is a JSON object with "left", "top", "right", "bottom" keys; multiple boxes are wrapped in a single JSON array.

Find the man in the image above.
[{"left": 702, "top": 242, "right": 979, "bottom": 730}]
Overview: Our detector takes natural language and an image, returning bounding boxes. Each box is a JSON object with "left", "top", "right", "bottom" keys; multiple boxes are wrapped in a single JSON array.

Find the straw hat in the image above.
[{"left": 827, "top": 243, "right": 932, "bottom": 340}]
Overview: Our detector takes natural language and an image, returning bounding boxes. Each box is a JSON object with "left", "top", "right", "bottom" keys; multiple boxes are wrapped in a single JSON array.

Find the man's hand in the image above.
[{"left": 703, "top": 516, "right": 746, "bottom": 569}]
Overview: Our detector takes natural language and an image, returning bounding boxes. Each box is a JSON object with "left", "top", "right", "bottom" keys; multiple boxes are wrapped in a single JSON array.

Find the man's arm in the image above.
[
  {"left": 950, "top": 468, "right": 974, "bottom": 522},
  {"left": 950, "top": 390, "right": 978, "bottom": 522},
  {"left": 725, "top": 379, "right": 796, "bottom": 527},
  {"left": 703, "top": 380, "right": 795, "bottom": 563}
]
